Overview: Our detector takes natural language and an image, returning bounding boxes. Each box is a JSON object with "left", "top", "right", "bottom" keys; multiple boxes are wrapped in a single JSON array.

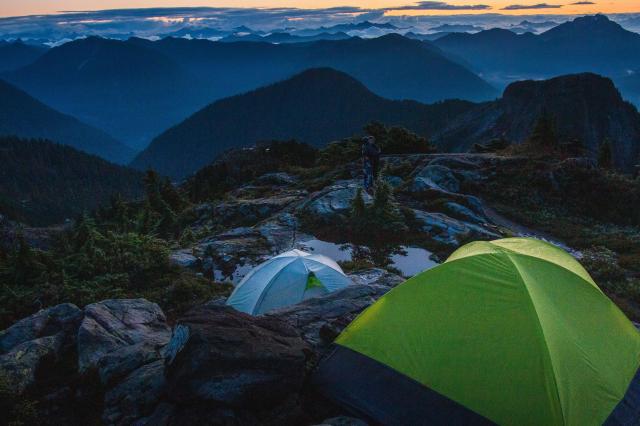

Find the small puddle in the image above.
[
  {"left": 297, "top": 238, "right": 438, "bottom": 278},
  {"left": 391, "top": 247, "right": 439, "bottom": 277},
  {"left": 297, "top": 238, "right": 353, "bottom": 262}
]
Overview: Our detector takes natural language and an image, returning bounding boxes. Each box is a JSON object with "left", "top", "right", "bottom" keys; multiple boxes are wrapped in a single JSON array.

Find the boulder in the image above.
[
  {"left": 0, "top": 303, "right": 82, "bottom": 393},
  {"left": 169, "top": 249, "right": 198, "bottom": 268},
  {"left": 103, "top": 360, "right": 166, "bottom": 426},
  {"left": 165, "top": 305, "right": 310, "bottom": 410},
  {"left": 0, "top": 334, "right": 63, "bottom": 393},
  {"left": 411, "top": 209, "right": 500, "bottom": 246},
  {"left": 0, "top": 303, "right": 82, "bottom": 354},
  {"left": 301, "top": 181, "right": 372, "bottom": 221},
  {"left": 97, "top": 341, "right": 167, "bottom": 386},
  {"left": 444, "top": 202, "right": 487, "bottom": 225},
  {"left": 269, "top": 269, "right": 403, "bottom": 350},
  {"left": 413, "top": 164, "right": 460, "bottom": 193},
  {"left": 77, "top": 299, "right": 171, "bottom": 375}
]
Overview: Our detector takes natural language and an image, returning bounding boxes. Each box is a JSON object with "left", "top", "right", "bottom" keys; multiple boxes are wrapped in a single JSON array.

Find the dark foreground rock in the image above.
[
  {"left": 0, "top": 303, "right": 82, "bottom": 392},
  {"left": 0, "top": 268, "right": 402, "bottom": 425},
  {"left": 78, "top": 299, "right": 171, "bottom": 375},
  {"left": 76, "top": 299, "right": 172, "bottom": 425},
  {"left": 165, "top": 305, "right": 310, "bottom": 407}
]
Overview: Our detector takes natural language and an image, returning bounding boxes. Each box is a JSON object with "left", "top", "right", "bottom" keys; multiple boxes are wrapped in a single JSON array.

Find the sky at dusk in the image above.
[{"left": 1, "top": 0, "right": 639, "bottom": 18}]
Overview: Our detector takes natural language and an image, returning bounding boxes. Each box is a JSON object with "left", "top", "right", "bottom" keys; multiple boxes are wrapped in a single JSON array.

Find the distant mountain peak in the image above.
[
  {"left": 131, "top": 66, "right": 478, "bottom": 178},
  {"left": 502, "top": 72, "right": 623, "bottom": 104},
  {"left": 436, "top": 72, "right": 640, "bottom": 171},
  {"left": 541, "top": 13, "right": 630, "bottom": 37}
]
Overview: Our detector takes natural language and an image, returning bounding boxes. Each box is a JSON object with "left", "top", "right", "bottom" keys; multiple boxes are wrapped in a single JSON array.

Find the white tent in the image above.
[{"left": 226, "top": 249, "right": 352, "bottom": 315}]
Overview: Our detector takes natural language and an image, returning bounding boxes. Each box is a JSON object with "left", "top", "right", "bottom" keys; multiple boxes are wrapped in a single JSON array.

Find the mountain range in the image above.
[
  {"left": 133, "top": 68, "right": 640, "bottom": 178},
  {"left": 434, "top": 14, "right": 640, "bottom": 101},
  {"left": 0, "top": 78, "right": 133, "bottom": 164},
  {"left": 4, "top": 37, "right": 203, "bottom": 150},
  {"left": 434, "top": 73, "right": 640, "bottom": 171},
  {"left": 0, "top": 40, "right": 47, "bottom": 72},
  {"left": 218, "top": 31, "right": 352, "bottom": 43},
  {"left": 4, "top": 34, "right": 497, "bottom": 149},
  {"left": 131, "top": 68, "right": 477, "bottom": 178}
]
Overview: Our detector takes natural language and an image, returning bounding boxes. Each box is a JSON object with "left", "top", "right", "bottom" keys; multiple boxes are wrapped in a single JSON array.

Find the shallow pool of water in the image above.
[
  {"left": 296, "top": 238, "right": 353, "bottom": 262},
  {"left": 391, "top": 247, "right": 439, "bottom": 277},
  {"left": 296, "top": 238, "right": 438, "bottom": 278}
]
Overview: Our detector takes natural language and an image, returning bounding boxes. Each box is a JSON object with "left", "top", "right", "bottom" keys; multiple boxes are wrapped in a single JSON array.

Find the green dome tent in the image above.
[{"left": 314, "top": 238, "right": 640, "bottom": 425}]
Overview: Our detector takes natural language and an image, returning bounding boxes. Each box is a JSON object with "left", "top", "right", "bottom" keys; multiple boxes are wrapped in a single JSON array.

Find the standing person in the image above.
[{"left": 362, "top": 136, "right": 380, "bottom": 194}]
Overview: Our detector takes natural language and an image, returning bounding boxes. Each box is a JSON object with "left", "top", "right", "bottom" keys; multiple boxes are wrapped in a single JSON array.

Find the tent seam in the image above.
[
  {"left": 504, "top": 252, "right": 567, "bottom": 426},
  {"left": 448, "top": 240, "right": 600, "bottom": 291},
  {"left": 251, "top": 257, "right": 299, "bottom": 315}
]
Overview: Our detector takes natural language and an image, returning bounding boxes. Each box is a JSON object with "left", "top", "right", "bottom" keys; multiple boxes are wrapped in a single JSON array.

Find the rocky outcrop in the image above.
[
  {"left": 411, "top": 164, "right": 460, "bottom": 193},
  {"left": 73, "top": 299, "right": 172, "bottom": 425},
  {"left": 0, "top": 303, "right": 82, "bottom": 392},
  {"left": 164, "top": 305, "right": 311, "bottom": 423},
  {"left": 210, "top": 192, "right": 305, "bottom": 226},
  {"left": 0, "top": 268, "right": 403, "bottom": 425},
  {"left": 435, "top": 73, "right": 640, "bottom": 171},
  {"left": 190, "top": 227, "right": 270, "bottom": 282},
  {"left": 411, "top": 208, "right": 499, "bottom": 245},
  {"left": 78, "top": 299, "right": 171, "bottom": 375},
  {"left": 300, "top": 180, "right": 372, "bottom": 222},
  {"left": 169, "top": 249, "right": 198, "bottom": 268},
  {"left": 256, "top": 172, "right": 299, "bottom": 186},
  {"left": 256, "top": 212, "right": 299, "bottom": 253},
  {"left": 0, "top": 303, "right": 82, "bottom": 354},
  {"left": 103, "top": 359, "right": 167, "bottom": 425}
]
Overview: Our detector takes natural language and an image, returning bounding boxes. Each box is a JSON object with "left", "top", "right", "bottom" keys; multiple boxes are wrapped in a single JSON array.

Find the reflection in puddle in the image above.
[
  {"left": 297, "top": 239, "right": 353, "bottom": 262},
  {"left": 297, "top": 238, "right": 438, "bottom": 278},
  {"left": 391, "top": 247, "right": 439, "bottom": 277}
]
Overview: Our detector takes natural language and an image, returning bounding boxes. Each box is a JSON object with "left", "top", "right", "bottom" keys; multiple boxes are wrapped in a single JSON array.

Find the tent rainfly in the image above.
[
  {"left": 226, "top": 249, "right": 351, "bottom": 315},
  {"left": 314, "top": 238, "right": 640, "bottom": 426}
]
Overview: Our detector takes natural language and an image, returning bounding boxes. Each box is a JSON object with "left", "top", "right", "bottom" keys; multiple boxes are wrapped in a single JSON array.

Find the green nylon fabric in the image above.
[
  {"left": 306, "top": 273, "right": 324, "bottom": 290},
  {"left": 335, "top": 238, "right": 640, "bottom": 426}
]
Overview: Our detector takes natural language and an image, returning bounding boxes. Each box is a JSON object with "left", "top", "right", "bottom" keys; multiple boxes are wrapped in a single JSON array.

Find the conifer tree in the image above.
[
  {"left": 598, "top": 138, "right": 613, "bottom": 170},
  {"left": 527, "top": 112, "right": 558, "bottom": 150}
]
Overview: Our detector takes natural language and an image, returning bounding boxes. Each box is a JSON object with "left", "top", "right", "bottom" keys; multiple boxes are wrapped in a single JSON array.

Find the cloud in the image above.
[
  {"left": 570, "top": 1, "right": 595, "bottom": 4},
  {"left": 501, "top": 3, "right": 563, "bottom": 9},
  {"left": 390, "top": 1, "right": 491, "bottom": 11}
]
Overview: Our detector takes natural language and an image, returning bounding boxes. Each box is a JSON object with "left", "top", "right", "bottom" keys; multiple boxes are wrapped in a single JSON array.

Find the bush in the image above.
[
  {"left": 0, "top": 220, "right": 229, "bottom": 328},
  {"left": 597, "top": 138, "right": 613, "bottom": 169},
  {"left": 580, "top": 246, "right": 627, "bottom": 283},
  {"left": 364, "top": 122, "right": 434, "bottom": 154},
  {"left": 318, "top": 138, "right": 361, "bottom": 166},
  {"left": 526, "top": 112, "right": 558, "bottom": 151}
]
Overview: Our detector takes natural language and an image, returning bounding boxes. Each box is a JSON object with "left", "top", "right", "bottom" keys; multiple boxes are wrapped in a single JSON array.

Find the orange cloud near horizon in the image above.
[{"left": 0, "top": 0, "right": 639, "bottom": 18}]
